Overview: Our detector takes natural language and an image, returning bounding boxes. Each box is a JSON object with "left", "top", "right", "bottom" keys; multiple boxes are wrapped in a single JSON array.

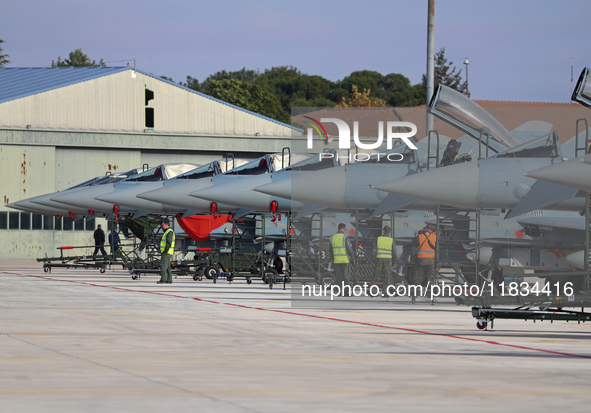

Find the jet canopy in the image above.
[
  {"left": 281, "top": 150, "right": 340, "bottom": 171},
  {"left": 572, "top": 67, "right": 591, "bottom": 109},
  {"left": 224, "top": 153, "right": 309, "bottom": 175},
  {"left": 173, "top": 159, "right": 250, "bottom": 180},
  {"left": 428, "top": 84, "right": 518, "bottom": 151},
  {"left": 123, "top": 163, "right": 198, "bottom": 182},
  {"left": 494, "top": 131, "right": 560, "bottom": 159},
  {"left": 362, "top": 142, "right": 417, "bottom": 164}
]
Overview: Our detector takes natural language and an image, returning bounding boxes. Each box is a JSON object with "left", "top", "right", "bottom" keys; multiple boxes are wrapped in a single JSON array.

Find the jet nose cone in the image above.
[
  {"left": 374, "top": 162, "right": 480, "bottom": 209},
  {"left": 526, "top": 160, "right": 591, "bottom": 191},
  {"left": 256, "top": 167, "right": 346, "bottom": 208},
  {"left": 254, "top": 179, "right": 291, "bottom": 199}
]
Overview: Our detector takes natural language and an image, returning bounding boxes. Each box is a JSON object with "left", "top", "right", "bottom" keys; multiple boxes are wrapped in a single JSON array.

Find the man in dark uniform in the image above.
[
  {"left": 108, "top": 225, "right": 121, "bottom": 260},
  {"left": 93, "top": 224, "right": 107, "bottom": 257},
  {"left": 157, "top": 218, "right": 175, "bottom": 284}
]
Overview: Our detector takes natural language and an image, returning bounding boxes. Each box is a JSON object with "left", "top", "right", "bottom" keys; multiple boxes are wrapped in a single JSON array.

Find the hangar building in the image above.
[{"left": 0, "top": 67, "right": 298, "bottom": 259}]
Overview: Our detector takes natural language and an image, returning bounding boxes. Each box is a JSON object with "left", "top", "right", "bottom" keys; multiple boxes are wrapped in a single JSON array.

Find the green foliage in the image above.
[
  {"left": 202, "top": 79, "right": 290, "bottom": 124},
  {"left": 0, "top": 39, "right": 9, "bottom": 67},
  {"left": 182, "top": 76, "right": 200, "bottom": 91},
  {"left": 336, "top": 70, "right": 422, "bottom": 107},
  {"left": 256, "top": 66, "right": 337, "bottom": 112},
  {"left": 201, "top": 67, "right": 260, "bottom": 91},
  {"left": 179, "top": 48, "right": 467, "bottom": 121},
  {"left": 419, "top": 47, "right": 469, "bottom": 101},
  {"left": 52, "top": 49, "right": 106, "bottom": 67}
]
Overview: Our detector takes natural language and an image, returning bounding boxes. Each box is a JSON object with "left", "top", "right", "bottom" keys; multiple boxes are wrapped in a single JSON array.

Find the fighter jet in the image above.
[
  {"left": 373, "top": 130, "right": 588, "bottom": 217},
  {"left": 51, "top": 163, "right": 197, "bottom": 216},
  {"left": 134, "top": 158, "right": 251, "bottom": 216},
  {"left": 7, "top": 174, "right": 123, "bottom": 217},
  {"left": 255, "top": 85, "right": 538, "bottom": 216},
  {"left": 136, "top": 153, "right": 300, "bottom": 216},
  {"left": 517, "top": 67, "right": 591, "bottom": 191},
  {"left": 186, "top": 151, "right": 339, "bottom": 215},
  {"left": 88, "top": 159, "right": 252, "bottom": 216},
  {"left": 524, "top": 154, "right": 591, "bottom": 192}
]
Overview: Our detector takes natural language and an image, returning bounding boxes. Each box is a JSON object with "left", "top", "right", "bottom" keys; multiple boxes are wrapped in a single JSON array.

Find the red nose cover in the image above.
[{"left": 176, "top": 214, "right": 231, "bottom": 242}]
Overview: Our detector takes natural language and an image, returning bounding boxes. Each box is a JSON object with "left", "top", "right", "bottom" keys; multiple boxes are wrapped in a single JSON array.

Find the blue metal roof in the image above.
[
  {"left": 0, "top": 66, "right": 130, "bottom": 104},
  {"left": 0, "top": 66, "right": 301, "bottom": 132}
]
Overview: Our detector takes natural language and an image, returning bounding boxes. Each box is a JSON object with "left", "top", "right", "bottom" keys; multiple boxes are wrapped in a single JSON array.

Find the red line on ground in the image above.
[{"left": 4, "top": 271, "right": 591, "bottom": 359}]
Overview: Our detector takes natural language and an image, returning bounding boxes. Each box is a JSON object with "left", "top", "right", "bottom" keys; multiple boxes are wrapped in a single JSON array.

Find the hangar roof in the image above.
[
  {"left": 0, "top": 67, "right": 298, "bottom": 130},
  {"left": 0, "top": 67, "right": 130, "bottom": 104}
]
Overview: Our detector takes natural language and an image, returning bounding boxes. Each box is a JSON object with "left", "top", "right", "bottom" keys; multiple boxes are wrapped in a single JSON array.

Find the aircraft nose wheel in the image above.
[{"left": 476, "top": 319, "right": 488, "bottom": 330}]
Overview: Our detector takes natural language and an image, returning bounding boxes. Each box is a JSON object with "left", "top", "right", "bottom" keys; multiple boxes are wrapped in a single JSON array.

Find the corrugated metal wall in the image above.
[
  {"left": 1, "top": 145, "right": 56, "bottom": 205},
  {"left": 0, "top": 71, "right": 295, "bottom": 137}
]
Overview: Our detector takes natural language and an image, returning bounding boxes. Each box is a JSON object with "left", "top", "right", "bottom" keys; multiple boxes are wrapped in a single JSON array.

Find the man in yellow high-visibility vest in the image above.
[
  {"left": 157, "top": 218, "right": 175, "bottom": 284},
  {"left": 330, "top": 223, "right": 353, "bottom": 291},
  {"left": 373, "top": 226, "right": 397, "bottom": 294}
]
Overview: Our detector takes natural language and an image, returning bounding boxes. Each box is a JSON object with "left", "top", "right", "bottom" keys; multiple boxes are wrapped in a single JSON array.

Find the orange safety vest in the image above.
[{"left": 417, "top": 232, "right": 436, "bottom": 259}]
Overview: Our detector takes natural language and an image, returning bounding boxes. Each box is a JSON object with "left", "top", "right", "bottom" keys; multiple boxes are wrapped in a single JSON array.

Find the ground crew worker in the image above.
[
  {"left": 108, "top": 225, "right": 121, "bottom": 261},
  {"left": 330, "top": 223, "right": 354, "bottom": 293},
  {"left": 412, "top": 224, "right": 437, "bottom": 301},
  {"left": 157, "top": 218, "right": 175, "bottom": 284},
  {"left": 373, "top": 226, "right": 397, "bottom": 294},
  {"left": 93, "top": 224, "right": 107, "bottom": 257}
]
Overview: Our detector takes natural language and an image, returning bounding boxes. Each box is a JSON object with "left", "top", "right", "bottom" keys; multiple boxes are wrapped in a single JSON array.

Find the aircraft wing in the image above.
[
  {"left": 504, "top": 180, "right": 580, "bottom": 219},
  {"left": 370, "top": 193, "right": 419, "bottom": 217},
  {"left": 481, "top": 238, "right": 548, "bottom": 248},
  {"left": 516, "top": 216, "right": 586, "bottom": 232}
]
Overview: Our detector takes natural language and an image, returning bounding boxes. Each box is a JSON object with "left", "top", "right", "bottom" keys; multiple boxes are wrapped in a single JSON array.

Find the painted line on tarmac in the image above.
[{"left": 5, "top": 271, "right": 591, "bottom": 360}]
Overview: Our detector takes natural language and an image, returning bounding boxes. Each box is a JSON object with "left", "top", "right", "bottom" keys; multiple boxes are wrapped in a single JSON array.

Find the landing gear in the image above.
[
  {"left": 203, "top": 265, "right": 218, "bottom": 280},
  {"left": 264, "top": 268, "right": 279, "bottom": 289}
]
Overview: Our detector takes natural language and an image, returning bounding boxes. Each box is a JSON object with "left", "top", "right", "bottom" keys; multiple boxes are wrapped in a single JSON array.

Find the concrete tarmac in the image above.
[{"left": 1, "top": 260, "right": 591, "bottom": 412}]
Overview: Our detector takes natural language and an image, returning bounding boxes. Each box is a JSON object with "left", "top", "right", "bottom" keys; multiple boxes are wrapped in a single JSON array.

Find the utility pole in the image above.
[{"left": 426, "top": 0, "right": 435, "bottom": 135}]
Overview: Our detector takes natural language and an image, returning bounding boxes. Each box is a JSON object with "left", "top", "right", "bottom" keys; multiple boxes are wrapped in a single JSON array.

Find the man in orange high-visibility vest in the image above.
[{"left": 413, "top": 225, "right": 437, "bottom": 292}]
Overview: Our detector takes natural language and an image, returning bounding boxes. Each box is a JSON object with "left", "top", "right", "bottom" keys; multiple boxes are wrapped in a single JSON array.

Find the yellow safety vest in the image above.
[
  {"left": 417, "top": 232, "right": 436, "bottom": 259},
  {"left": 376, "top": 236, "right": 393, "bottom": 259},
  {"left": 160, "top": 228, "right": 175, "bottom": 255},
  {"left": 331, "top": 233, "right": 349, "bottom": 264}
]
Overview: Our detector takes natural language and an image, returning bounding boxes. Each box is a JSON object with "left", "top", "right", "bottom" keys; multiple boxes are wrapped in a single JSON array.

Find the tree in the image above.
[
  {"left": 52, "top": 49, "right": 106, "bottom": 67},
  {"left": 182, "top": 76, "right": 201, "bottom": 91},
  {"left": 203, "top": 79, "right": 290, "bottom": 124},
  {"left": 336, "top": 85, "right": 386, "bottom": 108},
  {"left": 200, "top": 67, "right": 260, "bottom": 91},
  {"left": 0, "top": 39, "right": 9, "bottom": 67},
  {"left": 418, "top": 47, "right": 469, "bottom": 101},
  {"left": 337, "top": 70, "right": 423, "bottom": 107}
]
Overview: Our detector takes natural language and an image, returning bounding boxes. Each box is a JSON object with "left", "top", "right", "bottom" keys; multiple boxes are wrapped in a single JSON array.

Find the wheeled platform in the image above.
[{"left": 472, "top": 305, "right": 591, "bottom": 330}]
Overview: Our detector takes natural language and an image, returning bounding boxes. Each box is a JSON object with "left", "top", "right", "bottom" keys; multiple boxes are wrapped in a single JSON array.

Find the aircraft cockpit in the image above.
[
  {"left": 95, "top": 168, "right": 140, "bottom": 185},
  {"left": 363, "top": 142, "right": 417, "bottom": 164},
  {"left": 494, "top": 131, "right": 560, "bottom": 159},
  {"left": 225, "top": 154, "right": 310, "bottom": 175},
  {"left": 282, "top": 150, "right": 340, "bottom": 171},
  {"left": 124, "top": 163, "right": 198, "bottom": 182},
  {"left": 428, "top": 84, "right": 518, "bottom": 154},
  {"left": 174, "top": 163, "right": 218, "bottom": 180},
  {"left": 572, "top": 67, "right": 591, "bottom": 109}
]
